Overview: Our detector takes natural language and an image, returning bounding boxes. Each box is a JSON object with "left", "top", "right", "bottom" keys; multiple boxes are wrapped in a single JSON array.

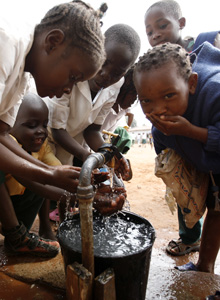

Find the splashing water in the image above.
[{"left": 59, "top": 212, "right": 153, "bottom": 257}]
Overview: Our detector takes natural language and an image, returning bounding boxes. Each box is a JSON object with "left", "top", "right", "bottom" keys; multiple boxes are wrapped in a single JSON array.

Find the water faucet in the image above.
[{"left": 76, "top": 140, "right": 122, "bottom": 277}]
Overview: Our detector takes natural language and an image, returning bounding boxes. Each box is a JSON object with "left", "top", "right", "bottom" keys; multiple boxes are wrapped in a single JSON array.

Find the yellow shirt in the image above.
[{"left": 5, "top": 137, "right": 61, "bottom": 196}]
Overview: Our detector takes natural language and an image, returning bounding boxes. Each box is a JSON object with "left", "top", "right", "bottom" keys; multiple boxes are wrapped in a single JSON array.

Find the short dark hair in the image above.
[
  {"left": 105, "top": 24, "right": 141, "bottom": 65},
  {"left": 134, "top": 42, "right": 192, "bottom": 82},
  {"left": 145, "top": 0, "right": 182, "bottom": 20}
]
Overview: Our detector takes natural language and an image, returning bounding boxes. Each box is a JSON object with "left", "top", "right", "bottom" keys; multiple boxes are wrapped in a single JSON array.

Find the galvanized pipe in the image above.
[{"left": 76, "top": 153, "right": 105, "bottom": 278}]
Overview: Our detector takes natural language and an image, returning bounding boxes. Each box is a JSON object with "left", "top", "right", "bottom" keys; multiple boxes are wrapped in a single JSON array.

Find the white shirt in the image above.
[
  {"left": 46, "top": 78, "right": 124, "bottom": 164},
  {"left": 101, "top": 106, "right": 132, "bottom": 133},
  {"left": 0, "top": 19, "right": 33, "bottom": 126}
]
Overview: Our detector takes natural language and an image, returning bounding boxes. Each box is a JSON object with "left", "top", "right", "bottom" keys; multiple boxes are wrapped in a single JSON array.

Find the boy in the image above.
[
  {"left": 7, "top": 92, "right": 126, "bottom": 247},
  {"left": 144, "top": 0, "right": 220, "bottom": 256},
  {"left": 133, "top": 42, "right": 220, "bottom": 273},
  {"left": 46, "top": 23, "right": 140, "bottom": 177}
]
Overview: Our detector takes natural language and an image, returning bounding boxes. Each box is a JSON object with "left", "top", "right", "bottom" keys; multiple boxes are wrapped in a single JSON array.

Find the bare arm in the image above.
[
  {"left": 0, "top": 122, "right": 80, "bottom": 192},
  {"left": 52, "top": 128, "right": 90, "bottom": 162},
  {"left": 83, "top": 123, "right": 104, "bottom": 152},
  {"left": 15, "top": 176, "right": 78, "bottom": 201},
  {"left": 126, "top": 112, "right": 134, "bottom": 127}
]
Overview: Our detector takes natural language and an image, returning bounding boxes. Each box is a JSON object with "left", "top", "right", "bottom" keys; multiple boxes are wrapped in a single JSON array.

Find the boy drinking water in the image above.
[
  {"left": 144, "top": 0, "right": 220, "bottom": 256},
  {"left": 133, "top": 42, "right": 220, "bottom": 274}
]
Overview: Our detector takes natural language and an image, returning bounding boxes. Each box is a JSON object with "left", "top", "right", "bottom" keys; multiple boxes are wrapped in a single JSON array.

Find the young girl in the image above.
[
  {"left": 0, "top": 0, "right": 105, "bottom": 256},
  {"left": 133, "top": 42, "right": 220, "bottom": 274}
]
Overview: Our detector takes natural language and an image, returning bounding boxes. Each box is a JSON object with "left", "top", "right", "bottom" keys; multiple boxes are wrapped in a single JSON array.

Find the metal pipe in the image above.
[{"left": 76, "top": 153, "right": 105, "bottom": 278}]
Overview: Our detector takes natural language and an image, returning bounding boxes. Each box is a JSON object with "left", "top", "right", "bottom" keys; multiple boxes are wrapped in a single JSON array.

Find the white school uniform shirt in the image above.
[
  {"left": 0, "top": 19, "right": 33, "bottom": 127},
  {"left": 46, "top": 78, "right": 124, "bottom": 164},
  {"left": 101, "top": 106, "right": 132, "bottom": 133}
]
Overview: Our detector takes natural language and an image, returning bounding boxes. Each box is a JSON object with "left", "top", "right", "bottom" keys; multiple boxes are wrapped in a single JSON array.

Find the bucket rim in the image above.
[{"left": 58, "top": 210, "right": 156, "bottom": 258}]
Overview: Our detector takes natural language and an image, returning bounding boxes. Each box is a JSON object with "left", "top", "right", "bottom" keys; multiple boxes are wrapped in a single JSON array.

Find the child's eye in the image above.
[
  {"left": 164, "top": 93, "right": 174, "bottom": 99},
  {"left": 160, "top": 23, "right": 168, "bottom": 30},
  {"left": 146, "top": 31, "right": 152, "bottom": 37},
  {"left": 140, "top": 99, "right": 150, "bottom": 104},
  {"left": 23, "top": 121, "right": 37, "bottom": 129}
]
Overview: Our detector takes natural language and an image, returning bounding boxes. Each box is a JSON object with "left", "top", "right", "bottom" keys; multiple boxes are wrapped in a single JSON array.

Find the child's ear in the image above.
[
  {"left": 179, "top": 17, "right": 186, "bottom": 30},
  {"left": 45, "top": 29, "right": 65, "bottom": 54},
  {"left": 188, "top": 72, "right": 198, "bottom": 94}
]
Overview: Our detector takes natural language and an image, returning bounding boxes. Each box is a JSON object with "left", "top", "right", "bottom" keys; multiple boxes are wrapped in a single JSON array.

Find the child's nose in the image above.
[
  {"left": 152, "top": 103, "right": 167, "bottom": 115},
  {"left": 152, "top": 31, "right": 161, "bottom": 40}
]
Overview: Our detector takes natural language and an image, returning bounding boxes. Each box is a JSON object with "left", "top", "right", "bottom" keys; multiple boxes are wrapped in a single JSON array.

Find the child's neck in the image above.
[{"left": 91, "top": 90, "right": 97, "bottom": 101}]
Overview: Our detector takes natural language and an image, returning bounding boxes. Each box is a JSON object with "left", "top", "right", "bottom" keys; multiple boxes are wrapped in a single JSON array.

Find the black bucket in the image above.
[{"left": 57, "top": 211, "right": 155, "bottom": 300}]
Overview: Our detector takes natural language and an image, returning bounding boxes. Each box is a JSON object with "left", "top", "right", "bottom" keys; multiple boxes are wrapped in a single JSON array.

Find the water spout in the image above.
[{"left": 76, "top": 146, "right": 121, "bottom": 278}]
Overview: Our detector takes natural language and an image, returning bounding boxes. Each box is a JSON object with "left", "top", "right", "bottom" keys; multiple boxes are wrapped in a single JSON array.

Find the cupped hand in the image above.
[
  {"left": 93, "top": 185, "right": 126, "bottom": 216},
  {"left": 147, "top": 113, "right": 192, "bottom": 136},
  {"left": 114, "top": 156, "right": 132, "bottom": 181},
  {"left": 92, "top": 168, "right": 110, "bottom": 185}
]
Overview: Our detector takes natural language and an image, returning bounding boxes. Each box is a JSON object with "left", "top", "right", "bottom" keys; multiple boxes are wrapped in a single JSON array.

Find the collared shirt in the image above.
[
  {"left": 0, "top": 19, "right": 33, "bottom": 126},
  {"left": 46, "top": 78, "right": 124, "bottom": 164}
]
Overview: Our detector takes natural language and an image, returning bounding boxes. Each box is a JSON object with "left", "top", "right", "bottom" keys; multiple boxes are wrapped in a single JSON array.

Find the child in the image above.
[
  {"left": 144, "top": 0, "right": 220, "bottom": 256},
  {"left": 46, "top": 23, "right": 140, "bottom": 175},
  {"left": 0, "top": 0, "right": 106, "bottom": 256},
  {"left": 144, "top": 0, "right": 192, "bottom": 50},
  {"left": 133, "top": 42, "right": 220, "bottom": 273},
  {"left": 7, "top": 92, "right": 126, "bottom": 246},
  {"left": 101, "top": 66, "right": 137, "bottom": 133},
  {"left": 145, "top": 0, "right": 220, "bottom": 52},
  {"left": 8, "top": 93, "right": 76, "bottom": 243},
  {"left": 101, "top": 66, "right": 137, "bottom": 155}
]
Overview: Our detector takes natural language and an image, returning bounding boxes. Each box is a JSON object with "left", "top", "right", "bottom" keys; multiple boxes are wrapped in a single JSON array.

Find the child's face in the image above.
[
  {"left": 89, "top": 40, "right": 133, "bottom": 93},
  {"left": 32, "top": 45, "right": 100, "bottom": 99},
  {"left": 134, "top": 62, "right": 196, "bottom": 118},
  {"left": 145, "top": 7, "right": 183, "bottom": 47},
  {"left": 11, "top": 100, "right": 48, "bottom": 153}
]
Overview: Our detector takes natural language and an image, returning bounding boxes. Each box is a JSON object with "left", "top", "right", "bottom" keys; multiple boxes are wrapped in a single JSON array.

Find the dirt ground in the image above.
[{"left": 124, "top": 143, "right": 179, "bottom": 240}]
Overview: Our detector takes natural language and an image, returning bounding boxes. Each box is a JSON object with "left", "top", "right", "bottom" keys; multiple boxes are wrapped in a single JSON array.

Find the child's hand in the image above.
[
  {"left": 147, "top": 113, "right": 192, "bottom": 136},
  {"left": 93, "top": 185, "right": 126, "bottom": 215},
  {"left": 114, "top": 156, "right": 132, "bottom": 181},
  {"left": 92, "top": 168, "right": 110, "bottom": 185},
  {"left": 52, "top": 165, "right": 80, "bottom": 193}
]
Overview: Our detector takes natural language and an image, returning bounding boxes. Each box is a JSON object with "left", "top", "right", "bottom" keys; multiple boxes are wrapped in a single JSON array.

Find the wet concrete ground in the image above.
[{"left": 0, "top": 219, "right": 219, "bottom": 300}]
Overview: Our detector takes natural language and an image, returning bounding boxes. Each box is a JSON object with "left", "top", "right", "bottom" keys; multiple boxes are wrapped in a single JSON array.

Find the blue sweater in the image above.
[{"left": 152, "top": 42, "right": 220, "bottom": 174}]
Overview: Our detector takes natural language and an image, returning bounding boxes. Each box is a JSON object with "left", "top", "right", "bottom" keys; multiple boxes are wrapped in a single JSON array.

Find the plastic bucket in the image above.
[{"left": 57, "top": 211, "right": 156, "bottom": 300}]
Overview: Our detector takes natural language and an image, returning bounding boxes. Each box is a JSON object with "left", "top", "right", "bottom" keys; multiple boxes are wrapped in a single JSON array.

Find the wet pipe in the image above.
[{"left": 76, "top": 141, "right": 121, "bottom": 278}]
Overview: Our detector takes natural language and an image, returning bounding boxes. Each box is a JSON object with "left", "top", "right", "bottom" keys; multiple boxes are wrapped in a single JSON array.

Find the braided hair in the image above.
[
  {"left": 104, "top": 24, "right": 141, "bottom": 65},
  {"left": 35, "top": 0, "right": 105, "bottom": 65},
  {"left": 134, "top": 43, "right": 192, "bottom": 82},
  {"left": 145, "top": 0, "right": 182, "bottom": 20}
]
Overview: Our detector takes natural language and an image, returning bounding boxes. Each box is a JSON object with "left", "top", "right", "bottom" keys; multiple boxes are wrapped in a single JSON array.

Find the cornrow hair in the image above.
[
  {"left": 105, "top": 24, "right": 141, "bottom": 65},
  {"left": 34, "top": 0, "right": 105, "bottom": 65},
  {"left": 146, "top": 0, "right": 182, "bottom": 20},
  {"left": 134, "top": 43, "right": 192, "bottom": 82},
  {"left": 117, "top": 66, "right": 136, "bottom": 104}
]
